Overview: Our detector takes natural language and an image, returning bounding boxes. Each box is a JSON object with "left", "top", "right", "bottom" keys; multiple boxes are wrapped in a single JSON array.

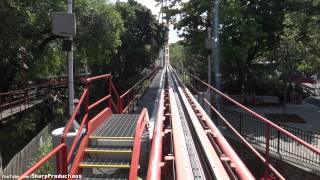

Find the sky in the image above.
[{"left": 110, "top": 0, "right": 182, "bottom": 43}]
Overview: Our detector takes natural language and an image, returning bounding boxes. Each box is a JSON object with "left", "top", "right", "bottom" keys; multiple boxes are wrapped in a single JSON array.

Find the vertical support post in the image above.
[
  {"left": 118, "top": 96, "right": 122, "bottom": 114},
  {"left": 55, "top": 151, "right": 61, "bottom": 175},
  {"left": 67, "top": 0, "right": 75, "bottom": 118},
  {"left": 264, "top": 124, "right": 271, "bottom": 179},
  {"left": 108, "top": 78, "right": 112, "bottom": 110},
  {"left": 85, "top": 83, "right": 90, "bottom": 127},
  {"left": 61, "top": 144, "right": 68, "bottom": 176},
  {"left": 277, "top": 126, "right": 280, "bottom": 153}
]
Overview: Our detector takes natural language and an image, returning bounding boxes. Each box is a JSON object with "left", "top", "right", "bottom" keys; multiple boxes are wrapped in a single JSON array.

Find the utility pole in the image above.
[
  {"left": 67, "top": 0, "right": 74, "bottom": 118},
  {"left": 207, "top": 27, "right": 212, "bottom": 86},
  {"left": 213, "top": 0, "right": 221, "bottom": 91}
]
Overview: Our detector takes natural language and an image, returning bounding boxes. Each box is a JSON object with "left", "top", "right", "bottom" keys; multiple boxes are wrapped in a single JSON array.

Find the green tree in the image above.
[
  {"left": 114, "top": 0, "right": 168, "bottom": 87},
  {"left": 162, "top": 0, "right": 320, "bottom": 92}
]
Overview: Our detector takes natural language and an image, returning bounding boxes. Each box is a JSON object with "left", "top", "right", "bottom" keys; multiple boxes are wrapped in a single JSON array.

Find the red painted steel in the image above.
[
  {"left": 67, "top": 113, "right": 88, "bottom": 162},
  {"left": 88, "top": 94, "right": 111, "bottom": 111},
  {"left": 0, "top": 74, "right": 87, "bottom": 121},
  {"left": 129, "top": 108, "right": 150, "bottom": 180},
  {"left": 176, "top": 84, "right": 231, "bottom": 180},
  {"left": 184, "top": 87, "right": 255, "bottom": 180},
  {"left": 168, "top": 89, "right": 194, "bottom": 180},
  {"left": 147, "top": 90, "right": 165, "bottom": 180},
  {"left": 20, "top": 68, "right": 162, "bottom": 178},
  {"left": 203, "top": 98, "right": 284, "bottom": 179},
  {"left": 69, "top": 135, "right": 89, "bottom": 175},
  {"left": 18, "top": 143, "right": 67, "bottom": 180},
  {"left": 20, "top": 73, "right": 117, "bottom": 178},
  {"left": 186, "top": 72, "right": 320, "bottom": 155},
  {"left": 185, "top": 71, "right": 320, "bottom": 179},
  {"left": 61, "top": 88, "right": 88, "bottom": 144},
  {"left": 120, "top": 66, "right": 160, "bottom": 113},
  {"left": 86, "top": 74, "right": 111, "bottom": 83}
]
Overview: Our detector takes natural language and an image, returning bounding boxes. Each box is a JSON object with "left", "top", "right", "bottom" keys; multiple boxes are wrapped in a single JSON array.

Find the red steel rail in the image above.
[
  {"left": 183, "top": 70, "right": 320, "bottom": 179},
  {"left": 119, "top": 66, "right": 161, "bottom": 113},
  {"left": 147, "top": 89, "right": 165, "bottom": 180},
  {"left": 129, "top": 108, "right": 150, "bottom": 180},
  {"left": 18, "top": 143, "right": 68, "bottom": 180},
  {"left": 19, "top": 74, "right": 118, "bottom": 179},
  {"left": 168, "top": 89, "right": 195, "bottom": 180},
  {"left": 0, "top": 74, "right": 85, "bottom": 122},
  {"left": 19, "top": 68, "right": 160, "bottom": 178},
  {"left": 169, "top": 66, "right": 253, "bottom": 179},
  {"left": 61, "top": 74, "right": 116, "bottom": 164}
]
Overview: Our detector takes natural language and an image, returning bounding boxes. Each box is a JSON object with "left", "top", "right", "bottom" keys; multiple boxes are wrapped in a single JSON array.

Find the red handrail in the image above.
[
  {"left": 184, "top": 71, "right": 320, "bottom": 179},
  {"left": 61, "top": 88, "right": 88, "bottom": 144},
  {"left": 186, "top": 72, "right": 320, "bottom": 154},
  {"left": 88, "top": 95, "right": 111, "bottom": 111},
  {"left": 18, "top": 143, "right": 67, "bottom": 180},
  {"left": 61, "top": 74, "right": 120, "bottom": 174},
  {"left": 86, "top": 74, "right": 111, "bottom": 83},
  {"left": 120, "top": 66, "right": 160, "bottom": 113},
  {"left": 129, "top": 108, "right": 150, "bottom": 180}
]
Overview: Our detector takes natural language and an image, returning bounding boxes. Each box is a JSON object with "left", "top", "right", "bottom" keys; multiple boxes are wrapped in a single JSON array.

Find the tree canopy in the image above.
[
  {"left": 0, "top": 0, "right": 168, "bottom": 92},
  {"left": 166, "top": 0, "right": 320, "bottom": 93}
]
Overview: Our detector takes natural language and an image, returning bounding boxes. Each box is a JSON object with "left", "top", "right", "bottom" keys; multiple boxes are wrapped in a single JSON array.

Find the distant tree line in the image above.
[
  {"left": 0, "top": 0, "right": 168, "bottom": 92},
  {"left": 166, "top": 0, "right": 319, "bottom": 93}
]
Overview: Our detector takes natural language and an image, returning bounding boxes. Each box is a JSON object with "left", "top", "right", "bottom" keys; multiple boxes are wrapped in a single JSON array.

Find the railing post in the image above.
[
  {"left": 264, "top": 124, "right": 271, "bottom": 179},
  {"left": 61, "top": 144, "right": 68, "bottom": 176},
  {"left": 239, "top": 113, "right": 242, "bottom": 135},
  {"left": 55, "top": 150, "right": 61, "bottom": 176},
  {"left": 117, "top": 96, "right": 121, "bottom": 114},
  {"left": 84, "top": 82, "right": 90, "bottom": 128},
  {"left": 10, "top": 94, "right": 13, "bottom": 115},
  {"left": 277, "top": 126, "right": 280, "bottom": 153},
  {"left": 108, "top": 77, "right": 112, "bottom": 110}
]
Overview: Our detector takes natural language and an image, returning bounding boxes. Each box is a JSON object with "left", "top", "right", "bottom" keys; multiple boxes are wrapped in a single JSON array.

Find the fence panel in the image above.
[{"left": 1, "top": 124, "right": 51, "bottom": 176}]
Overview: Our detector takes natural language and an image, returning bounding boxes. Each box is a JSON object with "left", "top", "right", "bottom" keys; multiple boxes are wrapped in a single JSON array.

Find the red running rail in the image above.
[
  {"left": 147, "top": 90, "right": 165, "bottom": 180},
  {"left": 129, "top": 108, "right": 150, "bottom": 180},
  {"left": 183, "top": 71, "right": 320, "bottom": 179}
]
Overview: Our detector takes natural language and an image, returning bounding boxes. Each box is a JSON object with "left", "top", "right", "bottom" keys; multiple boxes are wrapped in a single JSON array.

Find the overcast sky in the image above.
[{"left": 110, "top": 0, "right": 181, "bottom": 43}]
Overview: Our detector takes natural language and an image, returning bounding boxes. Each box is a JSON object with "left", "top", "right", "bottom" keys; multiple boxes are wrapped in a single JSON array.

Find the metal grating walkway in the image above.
[
  {"left": 82, "top": 174, "right": 129, "bottom": 180},
  {"left": 91, "top": 114, "right": 139, "bottom": 138},
  {"left": 79, "top": 159, "right": 131, "bottom": 169}
]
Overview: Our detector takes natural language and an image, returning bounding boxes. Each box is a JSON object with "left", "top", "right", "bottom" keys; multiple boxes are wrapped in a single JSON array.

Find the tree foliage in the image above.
[
  {"left": 163, "top": 0, "right": 320, "bottom": 92},
  {"left": 0, "top": 0, "right": 168, "bottom": 92}
]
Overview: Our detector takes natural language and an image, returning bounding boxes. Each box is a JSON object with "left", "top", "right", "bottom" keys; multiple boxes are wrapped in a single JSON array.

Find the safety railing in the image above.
[
  {"left": 18, "top": 143, "right": 67, "bottom": 180},
  {"left": 61, "top": 74, "right": 117, "bottom": 164},
  {"left": 0, "top": 86, "right": 47, "bottom": 121},
  {"left": 19, "top": 67, "right": 160, "bottom": 178},
  {"left": 180, "top": 70, "right": 320, "bottom": 179},
  {"left": 129, "top": 108, "right": 150, "bottom": 180},
  {"left": 19, "top": 74, "right": 119, "bottom": 179},
  {"left": 119, "top": 66, "right": 161, "bottom": 113},
  {"left": 220, "top": 106, "right": 320, "bottom": 170},
  {"left": 0, "top": 81, "right": 68, "bottom": 121}
]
